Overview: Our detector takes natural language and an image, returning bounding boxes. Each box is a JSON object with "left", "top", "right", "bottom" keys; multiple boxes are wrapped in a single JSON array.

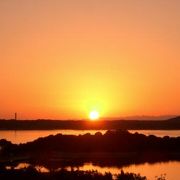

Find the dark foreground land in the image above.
[
  {"left": 0, "top": 130, "right": 177, "bottom": 179},
  {"left": 0, "top": 116, "right": 180, "bottom": 130},
  {"left": 0, "top": 167, "right": 149, "bottom": 180}
]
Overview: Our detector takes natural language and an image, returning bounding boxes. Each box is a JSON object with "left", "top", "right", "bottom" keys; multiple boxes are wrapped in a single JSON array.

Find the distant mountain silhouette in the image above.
[
  {"left": 167, "top": 116, "right": 180, "bottom": 122},
  {"left": 103, "top": 115, "right": 176, "bottom": 121}
]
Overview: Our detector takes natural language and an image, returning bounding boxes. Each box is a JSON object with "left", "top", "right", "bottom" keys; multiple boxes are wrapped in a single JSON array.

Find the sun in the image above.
[{"left": 89, "top": 111, "right": 99, "bottom": 121}]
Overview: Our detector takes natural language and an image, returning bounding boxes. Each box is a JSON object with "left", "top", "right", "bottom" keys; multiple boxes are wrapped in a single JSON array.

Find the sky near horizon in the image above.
[{"left": 0, "top": 0, "right": 180, "bottom": 120}]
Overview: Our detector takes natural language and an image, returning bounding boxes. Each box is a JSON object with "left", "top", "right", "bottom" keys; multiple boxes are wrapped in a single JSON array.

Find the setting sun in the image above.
[{"left": 89, "top": 111, "right": 99, "bottom": 121}]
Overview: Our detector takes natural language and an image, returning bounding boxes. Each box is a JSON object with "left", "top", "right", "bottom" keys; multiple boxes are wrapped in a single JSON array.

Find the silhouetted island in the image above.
[
  {"left": 1, "top": 130, "right": 180, "bottom": 168},
  {"left": 0, "top": 116, "right": 180, "bottom": 130}
]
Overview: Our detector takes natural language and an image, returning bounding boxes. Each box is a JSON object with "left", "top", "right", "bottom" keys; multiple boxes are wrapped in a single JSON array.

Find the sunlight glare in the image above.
[{"left": 89, "top": 111, "right": 99, "bottom": 121}]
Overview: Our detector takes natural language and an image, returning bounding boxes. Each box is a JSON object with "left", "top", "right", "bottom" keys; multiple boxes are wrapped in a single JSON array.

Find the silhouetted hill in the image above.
[{"left": 1, "top": 130, "right": 180, "bottom": 158}]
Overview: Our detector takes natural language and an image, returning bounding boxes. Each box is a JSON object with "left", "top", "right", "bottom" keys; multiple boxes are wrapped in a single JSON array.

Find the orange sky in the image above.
[{"left": 0, "top": 0, "right": 180, "bottom": 119}]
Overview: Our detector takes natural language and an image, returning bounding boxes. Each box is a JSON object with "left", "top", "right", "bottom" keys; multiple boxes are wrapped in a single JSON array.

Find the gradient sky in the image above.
[{"left": 0, "top": 0, "right": 180, "bottom": 119}]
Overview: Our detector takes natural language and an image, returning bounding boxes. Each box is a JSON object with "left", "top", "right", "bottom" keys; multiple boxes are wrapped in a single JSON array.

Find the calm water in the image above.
[
  {"left": 0, "top": 130, "right": 106, "bottom": 144},
  {"left": 0, "top": 129, "right": 180, "bottom": 144},
  {"left": 129, "top": 130, "right": 180, "bottom": 137},
  {"left": 74, "top": 161, "right": 180, "bottom": 180},
  {"left": 10, "top": 161, "right": 180, "bottom": 180}
]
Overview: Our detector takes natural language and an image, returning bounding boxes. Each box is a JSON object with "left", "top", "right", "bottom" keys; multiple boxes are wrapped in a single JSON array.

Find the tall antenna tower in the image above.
[{"left": 15, "top": 112, "right": 17, "bottom": 120}]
